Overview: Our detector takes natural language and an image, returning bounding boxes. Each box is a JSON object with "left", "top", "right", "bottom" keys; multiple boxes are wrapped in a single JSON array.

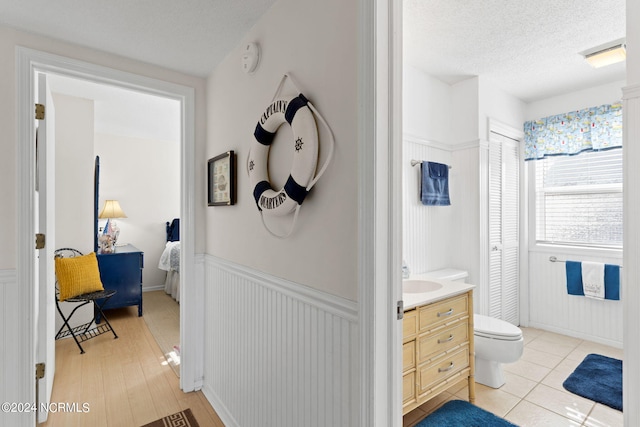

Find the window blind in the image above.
[{"left": 535, "top": 149, "right": 623, "bottom": 247}]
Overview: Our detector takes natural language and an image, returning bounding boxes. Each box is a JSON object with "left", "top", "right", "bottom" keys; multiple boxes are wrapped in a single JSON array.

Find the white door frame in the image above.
[
  {"left": 35, "top": 73, "right": 57, "bottom": 423},
  {"left": 357, "top": 0, "right": 403, "bottom": 425},
  {"left": 16, "top": 48, "right": 200, "bottom": 425}
]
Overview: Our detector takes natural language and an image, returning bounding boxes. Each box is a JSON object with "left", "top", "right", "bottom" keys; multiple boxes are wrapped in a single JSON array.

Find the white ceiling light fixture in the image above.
[{"left": 581, "top": 38, "right": 626, "bottom": 68}]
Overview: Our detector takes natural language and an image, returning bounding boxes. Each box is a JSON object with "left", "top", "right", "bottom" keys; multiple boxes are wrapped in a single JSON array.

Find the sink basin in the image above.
[{"left": 403, "top": 280, "right": 443, "bottom": 294}]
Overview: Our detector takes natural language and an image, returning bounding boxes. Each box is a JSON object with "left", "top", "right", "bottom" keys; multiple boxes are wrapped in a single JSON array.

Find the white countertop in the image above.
[{"left": 403, "top": 273, "right": 476, "bottom": 311}]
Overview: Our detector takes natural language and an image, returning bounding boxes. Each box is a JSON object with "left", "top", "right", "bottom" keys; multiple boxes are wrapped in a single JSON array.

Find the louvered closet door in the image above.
[{"left": 488, "top": 132, "right": 520, "bottom": 326}]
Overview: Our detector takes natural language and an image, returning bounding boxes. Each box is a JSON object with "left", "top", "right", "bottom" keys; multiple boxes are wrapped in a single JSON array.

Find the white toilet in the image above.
[{"left": 423, "top": 268, "right": 524, "bottom": 389}]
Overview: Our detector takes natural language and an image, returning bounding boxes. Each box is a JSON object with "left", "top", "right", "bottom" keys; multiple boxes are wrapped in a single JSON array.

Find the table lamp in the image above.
[{"left": 99, "top": 200, "right": 127, "bottom": 252}]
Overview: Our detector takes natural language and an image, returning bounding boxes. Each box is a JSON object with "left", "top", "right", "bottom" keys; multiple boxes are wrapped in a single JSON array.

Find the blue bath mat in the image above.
[
  {"left": 415, "top": 400, "right": 518, "bottom": 427},
  {"left": 563, "top": 353, "right": 622, "bottom": 411}
]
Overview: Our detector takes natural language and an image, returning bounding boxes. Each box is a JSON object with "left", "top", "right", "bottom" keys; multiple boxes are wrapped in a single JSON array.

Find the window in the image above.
[{"left": 535, "top": 149, "right": 623, "bottom": 247}]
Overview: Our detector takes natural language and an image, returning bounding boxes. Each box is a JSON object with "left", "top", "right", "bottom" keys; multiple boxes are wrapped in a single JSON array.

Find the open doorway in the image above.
[
  {"left": 18, "top": 48, "right": 202, "bottom": 426},
  {"left": 46, "top": 74, "right": 182, "bottom": 376},
  {"left": 401, "top": 1, "right": 626, "bottom": 426}
]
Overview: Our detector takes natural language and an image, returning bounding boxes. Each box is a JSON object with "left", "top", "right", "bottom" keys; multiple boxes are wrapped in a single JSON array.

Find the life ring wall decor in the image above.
[
  {"left": 250, "top": 93, "right": 318, "bottom": 216},
  {"left": 247, "top": 74, "right": 335, "bottom": 238}
]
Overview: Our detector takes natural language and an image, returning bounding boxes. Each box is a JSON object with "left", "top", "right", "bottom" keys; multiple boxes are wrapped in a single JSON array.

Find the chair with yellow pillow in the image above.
[{"left": 54, "top": 248, "right": 118, "bottom": 354}]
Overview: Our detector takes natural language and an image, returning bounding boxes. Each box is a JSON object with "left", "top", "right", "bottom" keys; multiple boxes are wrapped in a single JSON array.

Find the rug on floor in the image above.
[
  {"left": 563, "top": 353, "right": 623, "bottom": 411},
  {"left": 415, "top": 400, "right": 518, "bottom": 427},
  {"left": 141, "top": 408, "right": 199, "bottom": 427}
]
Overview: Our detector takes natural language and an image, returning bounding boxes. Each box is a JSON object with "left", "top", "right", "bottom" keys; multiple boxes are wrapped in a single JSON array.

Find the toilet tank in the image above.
[{"left": 423, "top": 268, "right": 468, "bottom": 283}]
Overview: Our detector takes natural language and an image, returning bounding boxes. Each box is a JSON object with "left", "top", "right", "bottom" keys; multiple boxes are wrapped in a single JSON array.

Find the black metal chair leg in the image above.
[
  {"left": 93, "top": 298, "right": 118, "bottom": 340},
  {"left": 55, "top": 300, "right": 86, "bottom": 354}
]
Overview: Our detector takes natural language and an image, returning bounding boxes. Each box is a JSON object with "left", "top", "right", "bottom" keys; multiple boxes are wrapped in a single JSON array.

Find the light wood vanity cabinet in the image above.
[{"left": 402, "top": 290, "right": 475, "bottom": 415}]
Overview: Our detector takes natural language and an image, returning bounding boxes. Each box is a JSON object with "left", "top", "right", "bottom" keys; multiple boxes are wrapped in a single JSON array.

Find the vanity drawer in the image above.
[
  {"left": 419, "top": 294, "right": 468, "bottom": 331},
  {"left": 417, "top": 347, "right": 469, "bottom": 396},
  {"left": 403, "top": 309, "right": 418, "bottom": 341},
  {"left": 403, "top": 341, "right": 416, "bottom": 372},
  {"left": 417, "top": 321, "right": 469, "bottom": 364},
  {"left": 402, "top": 371, "right": 416, "bottom": 407}
]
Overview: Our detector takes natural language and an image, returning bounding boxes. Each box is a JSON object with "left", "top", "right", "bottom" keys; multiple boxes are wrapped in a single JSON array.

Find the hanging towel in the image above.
[
  {"left": 566, "top": 261, "right": 583, "bottom": 296},
  {"left": 421, "top": 161, "right": 451, "bottom": 206},
  {"left": 604, "top": 264, "right": 621, "bottom": 300},
  {"left": 582, "top": 261, "right": 605, "bottom": 299},
  {"left": 566, "top": 261, "right": 621, "bottom": 300}
]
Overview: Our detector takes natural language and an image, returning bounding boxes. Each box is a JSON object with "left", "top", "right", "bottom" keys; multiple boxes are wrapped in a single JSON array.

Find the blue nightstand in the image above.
[{"left": 96, "top": 244, "right": 144, "bottom": 318}]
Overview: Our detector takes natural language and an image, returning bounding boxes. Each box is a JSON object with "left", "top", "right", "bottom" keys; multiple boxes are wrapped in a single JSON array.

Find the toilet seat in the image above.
[{"left": 474, "top": 314, "right": 522, "bottom": 341}]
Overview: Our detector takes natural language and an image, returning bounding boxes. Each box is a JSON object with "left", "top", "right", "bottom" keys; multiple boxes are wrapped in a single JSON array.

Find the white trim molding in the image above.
[
  {"left": 358, "top": 0, "right": 402, "bottom": 425},
  {"left": 478, "top": 139, "right": 489, "bottom": 316},
  {"left": 487, "top": 117, "right": 524, "bottom": 141},
  {"left": 623, "top": 83, "right": 640, "bottom": 100},
  {"left": 623, "top": 83, "right": 640, "bottom": 427},
  {"left": 404, "top": 133, "right": 480, "bottom": 152},
  {"left": 201, "top": 255, "right": 358, "bottom": 427},
  {"left": 15, "top": 47, "right": 199, "bottom": 427}
]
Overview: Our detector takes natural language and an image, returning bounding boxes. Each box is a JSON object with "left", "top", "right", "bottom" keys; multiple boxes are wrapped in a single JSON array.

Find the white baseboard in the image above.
[
  {"left": 201, "top": 385, "right": 240, "bottom": 427},
  {"left": 142, "top": 284, "right": 165, "bottom": 292},
  {"left": 527, "top": 321, "right": 623, "bottom": 349}
]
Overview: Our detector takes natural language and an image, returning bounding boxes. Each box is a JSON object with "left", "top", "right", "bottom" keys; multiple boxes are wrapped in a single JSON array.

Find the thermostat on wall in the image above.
[{"left": 242, "top": 42, "right": 260, "bottom": 74}]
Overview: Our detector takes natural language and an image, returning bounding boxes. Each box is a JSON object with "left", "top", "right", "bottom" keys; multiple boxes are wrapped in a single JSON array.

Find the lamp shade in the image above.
[{"left": 98, "top": 200, "right": 127, "bottom": 219}]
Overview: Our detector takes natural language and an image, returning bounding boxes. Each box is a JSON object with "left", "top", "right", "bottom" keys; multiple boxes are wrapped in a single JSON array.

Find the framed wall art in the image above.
[{"left": 208, "top": 151, "right": 236, "bottom": 206}]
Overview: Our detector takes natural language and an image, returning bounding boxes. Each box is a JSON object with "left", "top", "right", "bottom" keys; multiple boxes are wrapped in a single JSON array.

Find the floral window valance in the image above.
[{"left": 524, "top": 101, "right": 622, "bottom": 161}]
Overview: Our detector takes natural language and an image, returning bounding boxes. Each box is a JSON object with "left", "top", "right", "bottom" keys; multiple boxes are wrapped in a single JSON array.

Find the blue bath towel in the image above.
[
  {"left": 565, "top": 261, "right": 620, "bottom": 300},
  {"left": 420, "top": 161, "right": 450, "bottom": 206}
]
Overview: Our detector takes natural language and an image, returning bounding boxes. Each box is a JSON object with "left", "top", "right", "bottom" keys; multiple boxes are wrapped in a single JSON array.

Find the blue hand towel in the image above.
[
  {"left": 566, "top": 261, "right": 620, "bottom": 300},
  {"left": 566, "top": 261, "right": 583, "bottom": 296},
  {"left": 604, "top": 264, "right": 620, "bottom": 300},
  {"left": 421, "top": 161, "right": 451, "bottom": 206}
]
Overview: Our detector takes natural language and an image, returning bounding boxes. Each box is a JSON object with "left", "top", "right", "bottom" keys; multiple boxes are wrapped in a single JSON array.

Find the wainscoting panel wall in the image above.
[
  {"left": 201, "top": 256, "right": 358, "bottom": 427},
  {"left": 528, "top": 250, "right": 623, "bottom": 347},
  {"left": 403, "top": 136, "right": 454, "bottom": 274},
  {"left": 0, "top": 270, "right": 20, "bottom": 427}
]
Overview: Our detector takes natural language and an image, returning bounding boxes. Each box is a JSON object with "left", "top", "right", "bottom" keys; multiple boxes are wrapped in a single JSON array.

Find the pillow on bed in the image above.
[{"left": 55, "top": 252, "right": 104, "bottom": 301}]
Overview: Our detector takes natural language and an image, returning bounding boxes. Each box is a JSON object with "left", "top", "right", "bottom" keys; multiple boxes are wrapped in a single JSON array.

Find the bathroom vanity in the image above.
[{"left": 402, "top": 277, "right": 475, "bottom": 415}]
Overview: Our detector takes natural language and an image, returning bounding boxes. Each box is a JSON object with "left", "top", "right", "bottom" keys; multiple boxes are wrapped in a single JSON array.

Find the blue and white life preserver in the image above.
[{"left": 248, "top": 94, "right": 319, "bottom": 216}]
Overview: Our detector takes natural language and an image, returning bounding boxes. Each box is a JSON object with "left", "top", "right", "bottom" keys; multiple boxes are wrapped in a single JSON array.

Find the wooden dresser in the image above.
[
  {"left": 402, "top": 290, "right": 475, "bottom": 414},
  {"left": 96, "top": 244, "right": 144, "bottom": 318}
]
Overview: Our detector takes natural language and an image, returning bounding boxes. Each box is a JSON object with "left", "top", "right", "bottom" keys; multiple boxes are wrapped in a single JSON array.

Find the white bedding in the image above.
[{"left": 159, "top": 241, "right": 180, "bottom": 301}]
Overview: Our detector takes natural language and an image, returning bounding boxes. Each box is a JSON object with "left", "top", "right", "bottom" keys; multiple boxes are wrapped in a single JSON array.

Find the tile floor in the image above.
[{"left": 403, "top": 327, "right": 624, "bottom": 427}]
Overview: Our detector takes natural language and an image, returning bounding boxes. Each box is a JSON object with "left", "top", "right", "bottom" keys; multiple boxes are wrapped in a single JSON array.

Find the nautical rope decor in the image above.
[{"left": 248, "top": 74, "right": 335, "bottom": 238}]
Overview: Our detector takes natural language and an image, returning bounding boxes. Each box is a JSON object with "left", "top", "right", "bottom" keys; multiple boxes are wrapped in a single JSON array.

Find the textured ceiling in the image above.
[
  {"left": 404, "top": 0, "right": 626, "bottom": 102},
  {"left": 0, "top": 1, "right": 626, "bottom": 112},
  {"left": 0, "top": 0, "right": 277, "bottom": 77}
]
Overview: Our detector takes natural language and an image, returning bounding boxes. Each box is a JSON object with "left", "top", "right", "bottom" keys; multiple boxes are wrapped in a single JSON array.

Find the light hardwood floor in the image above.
[
  {"left": 42, "top": 306, "right": 224, "bottom": 427},
  {"left": 142, "top": 290, "right": 181, "bottom": 377}
]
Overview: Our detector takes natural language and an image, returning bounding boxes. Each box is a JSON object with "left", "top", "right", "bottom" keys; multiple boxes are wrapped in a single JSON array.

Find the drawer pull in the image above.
[
  {"left": 438, "top": 334, "right": 454, "bottom": 344},
  {"left": 438, "top": 362, "right": 454, "bottom": 373},
  {"left": 437, "top": 308, "right": 454, "bottom": 317}
]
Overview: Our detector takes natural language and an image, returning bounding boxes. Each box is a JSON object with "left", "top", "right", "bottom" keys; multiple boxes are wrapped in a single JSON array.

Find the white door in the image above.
[
  {"left": 488, "top": 131, "right": 519, "bottom": 325},
  {"left": 36, "top": 72, "right": 56, "bottom": 423}
]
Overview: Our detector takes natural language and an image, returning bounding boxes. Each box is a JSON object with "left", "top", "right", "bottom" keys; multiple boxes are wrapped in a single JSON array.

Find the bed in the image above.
[{"left": 159, "top": 218, "right": 180, "bottom": 302}]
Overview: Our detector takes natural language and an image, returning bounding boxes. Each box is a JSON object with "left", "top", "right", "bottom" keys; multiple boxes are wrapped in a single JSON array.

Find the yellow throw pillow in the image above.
[{"left": 55, "top": 252, "right": 104, "bottom": 301}]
